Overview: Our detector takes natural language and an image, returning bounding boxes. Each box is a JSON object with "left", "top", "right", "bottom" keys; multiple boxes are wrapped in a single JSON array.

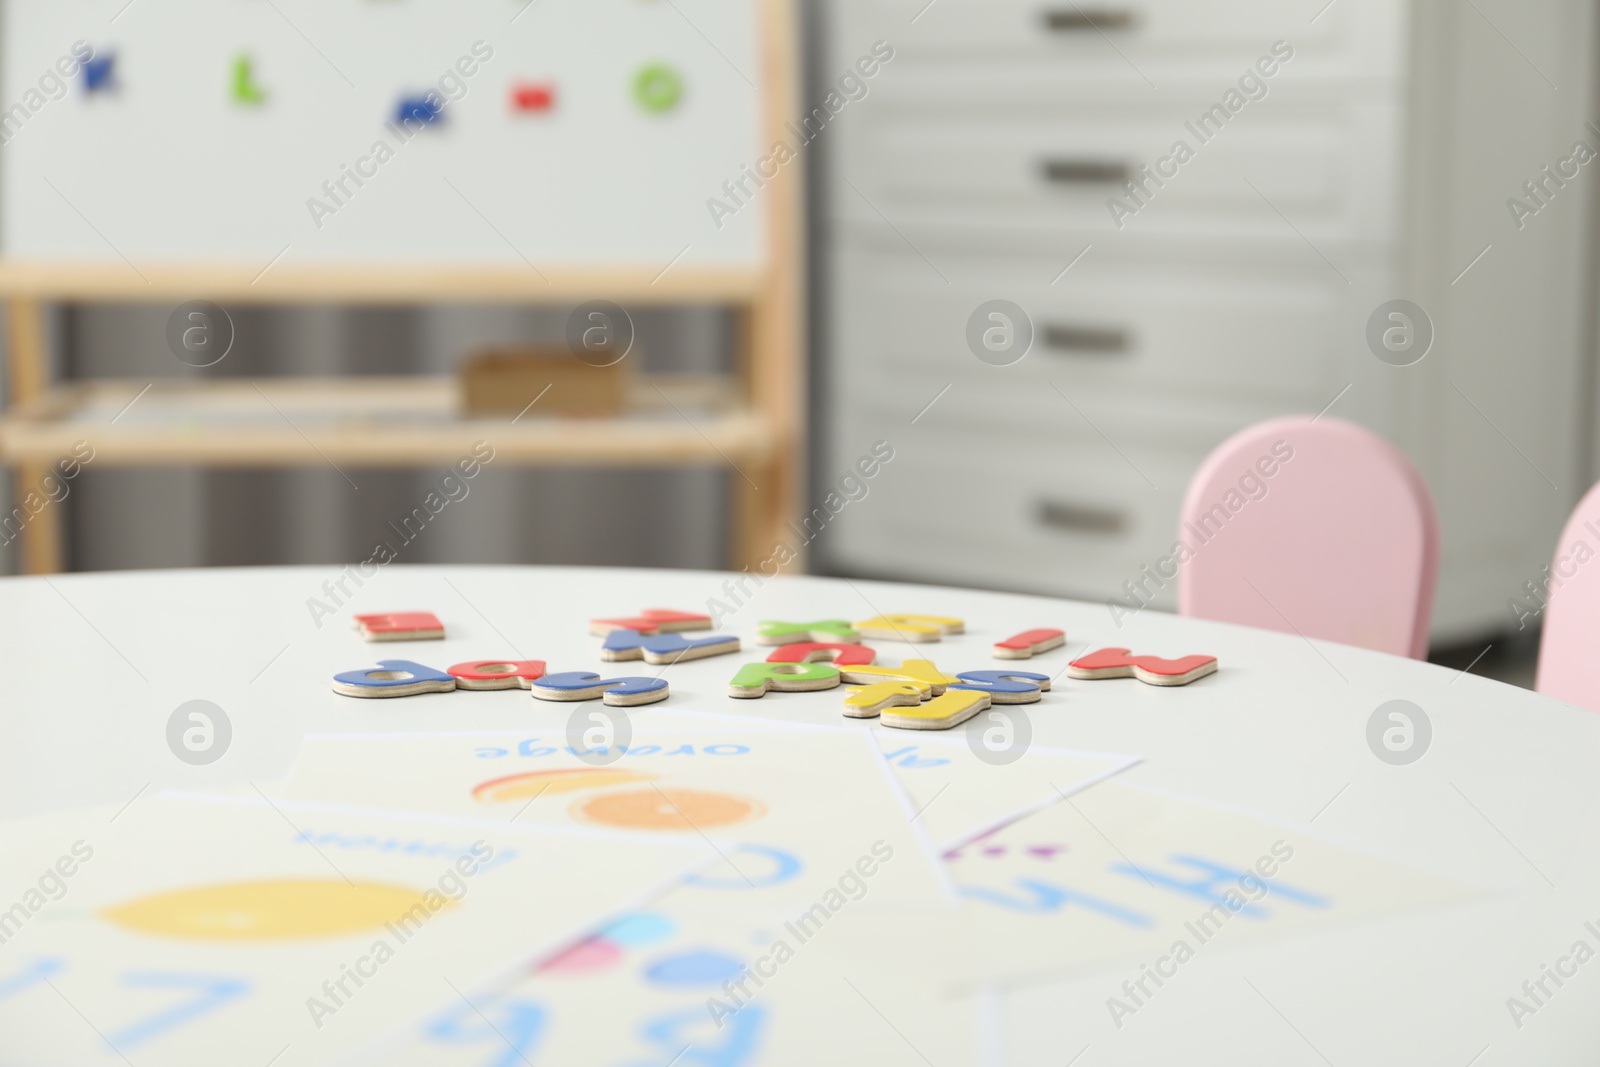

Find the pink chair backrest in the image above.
[
  {"left": 1177, "top": 416, "right": 1437, "bottom": 659},
  {"left": 1535, "top": 480, "right": 1600, "bottom": 709}
]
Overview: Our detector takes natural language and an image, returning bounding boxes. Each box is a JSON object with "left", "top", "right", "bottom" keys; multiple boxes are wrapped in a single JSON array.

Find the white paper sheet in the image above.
[
  {"left": 380, "top": 891, "right": 983, "bottom": 1067},
  {"left": 0, "top": 793, "right": 708, "bottom": 1067},
  {"left": 280, "top": 728, "right": 954, "bottom": 914},
  {"left": 819, "top": 779, "right": 1484, "bottom": 991},
  {"left": 877, "top": 737, "right": 1141, "bottom": 850}
]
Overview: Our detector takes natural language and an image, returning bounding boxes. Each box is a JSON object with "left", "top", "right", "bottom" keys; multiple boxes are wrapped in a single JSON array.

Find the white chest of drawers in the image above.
[{"left": 814, "top": 0, "right": 1597, "bottom": 644}]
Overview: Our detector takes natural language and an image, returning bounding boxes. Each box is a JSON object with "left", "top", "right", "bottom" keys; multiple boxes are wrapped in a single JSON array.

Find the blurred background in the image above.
[{"left": 1, "top": 0, "right": 1593, "bottom": 687}]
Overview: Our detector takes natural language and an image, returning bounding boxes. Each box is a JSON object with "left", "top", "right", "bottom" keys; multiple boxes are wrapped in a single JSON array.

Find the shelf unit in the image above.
[
  {"left": 0, "top": 375, "right": 772, "bottom": 467},
  {"left": 0, "top": 0, "right": 804, "bottom": 577}
]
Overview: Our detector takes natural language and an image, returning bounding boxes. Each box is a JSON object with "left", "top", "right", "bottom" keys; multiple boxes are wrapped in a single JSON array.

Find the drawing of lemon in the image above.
[
  {"left": 572, "top": 787, "right": 765, "bottom": 831},
  {"left": 100, "top": 879, "right": 443, "bottom": 940},
  {"left": 472, "top": 767, "right": 657, "bottom": 803}
]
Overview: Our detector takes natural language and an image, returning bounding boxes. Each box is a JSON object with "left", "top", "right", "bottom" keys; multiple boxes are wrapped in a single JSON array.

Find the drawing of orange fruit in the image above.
[
  {"left": 100, "top": 879, "right": 443, "bottom": 940},
  {"left": 571, "top": 787, "right": 765, "bottom": 831},
  {"left": 472, "top": 767, "right": 657, "bottom": 803}
]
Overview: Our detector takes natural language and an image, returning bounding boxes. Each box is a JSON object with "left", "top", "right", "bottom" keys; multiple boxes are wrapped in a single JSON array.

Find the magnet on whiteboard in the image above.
[
  {"left": 83, "top": 52, "right": 116, "bottom": 95},
  {"left": 633, "top": 63, "right": 683, "bottom": 113},
  {"left": 511, "top": 82, "right": 556, "bottom": 112},
  {"left": 395, "top": 94, "right": 444, "bottom": 127},
  {"left": 232, "top": 54, "right": 266, "bottom": 105}
]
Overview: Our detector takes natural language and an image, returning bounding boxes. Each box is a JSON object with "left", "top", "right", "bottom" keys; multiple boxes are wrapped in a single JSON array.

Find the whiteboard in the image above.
[{"left": 0, "top": 0, "right": 766, "bottom": 270}]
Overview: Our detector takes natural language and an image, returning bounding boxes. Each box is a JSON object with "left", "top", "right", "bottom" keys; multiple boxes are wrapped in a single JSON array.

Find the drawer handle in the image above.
[
  {"left": 1041, "top": 7, "right": 1136, "bottom": 32},
  {"left": 1041, "top": 159, "right": 1130, "bottom": 184},
  {"left": 1035, "top": 500, "right": 1127, "bottom": 535},
  {"left": 1041, "top": 324, "right": 1130, "bottom": 355}
]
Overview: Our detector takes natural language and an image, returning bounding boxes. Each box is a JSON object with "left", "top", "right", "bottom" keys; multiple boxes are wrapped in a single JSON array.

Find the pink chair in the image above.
[
  {"left": 1535, "top": 481, "right": 1600, "bottom": 709},
  {"left": 1176, "top": 416, "right": 1438, "bottom": 659}
]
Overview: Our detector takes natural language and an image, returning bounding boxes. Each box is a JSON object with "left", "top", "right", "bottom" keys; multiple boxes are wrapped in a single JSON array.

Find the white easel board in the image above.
[{"left": 0, "top": 0, "right": 765, "bottom": 268}]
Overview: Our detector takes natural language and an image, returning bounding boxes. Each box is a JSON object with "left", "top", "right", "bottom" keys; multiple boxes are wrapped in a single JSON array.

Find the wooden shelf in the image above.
[
  {"left": 0, "top": 376, "right": 775, "bottom": 468},
  {"left": 0, "top": 263, "right": 763, "bottom": 306}
]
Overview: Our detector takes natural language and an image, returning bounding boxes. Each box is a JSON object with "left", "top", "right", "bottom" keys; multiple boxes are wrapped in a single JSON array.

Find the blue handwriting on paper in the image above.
[
  {"left": 475, "top": 739, "right": 751, "bottom": 759},
  {"left": 1110, "top": 855, "right": 1331, "bottom": 920},
  {"left": 0, "top": 958, "right": 63, "bottom": 1001},
  {"left": 878, "top": 745, "right": 951, "bottom": 769},
  {"left": 107, "top": 972, "right": 250, "bottom": 1048},
  {"left": 962, "top": 880, "right": 1155, "bottom": 927},
  {"left": 618, "top": 1004, "right": 766, "bottom": 1067},
  {"left": 685, "top": 845, "right": 801, "bottom": 891},
  {"left": 425, "top": 997, "right": 548, "bottom": 1067}
]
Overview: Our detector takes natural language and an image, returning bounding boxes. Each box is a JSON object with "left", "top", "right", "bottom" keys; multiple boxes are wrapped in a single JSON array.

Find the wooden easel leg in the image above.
[
  {"left": 732, "top": 455, "right": 791, "bottom": 573},
  {"left": 731, "top": 0, "right": 806, "bottom": 574},
  {"left": 6, "top": 299, "right": 63, "bottom": 574},
  {"left": 6, "top": 299, "right": 46, "bottom": 405},
  {"left": 16, "top": 463, "right": 63, "bottom": 574}
]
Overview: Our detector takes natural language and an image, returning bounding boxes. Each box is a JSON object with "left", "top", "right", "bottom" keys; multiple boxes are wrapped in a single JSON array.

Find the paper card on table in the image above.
[
  {"left": 821, "top": 779, "right": 1484, "bottom": 990},
  {"left": 518, "top": 710, "right": 1141, "bottom": 853},
  {"left": 281, "top": 729, "right": 952, "bottom": 913},
  {"left": 879, "top": 738, "right": 1141, "bottom": 851},
  {"left": 381, "top": 892, "right": 983, "bottom": 1067},
  {"left": 0, "top": 793, "right": 708, "bottom": 1067}
]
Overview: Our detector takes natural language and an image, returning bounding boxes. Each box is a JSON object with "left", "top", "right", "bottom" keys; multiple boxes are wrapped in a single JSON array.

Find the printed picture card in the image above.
[
  {"left": 817, "top": 779, "right": 1484, "bottom": 990},
  {"left": 281, "top": 728, "right": 953, "bottom": 914},
  {"left": 0, "top": 792, "right": 709, "bottom": 1067},
  {"left": 378, "top": 891, "right": 983, "bottom": 1067},
  {"left": 879, "top": 737, "right": 1141, "bottom": 851},
  {"left": 506, "top": 709, "right": 1144, "bottom": 853}
]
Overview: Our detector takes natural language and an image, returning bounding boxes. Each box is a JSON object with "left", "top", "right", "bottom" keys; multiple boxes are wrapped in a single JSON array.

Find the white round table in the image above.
[{"left": 2, "top": 565, "right": 1595, "bottom": 1064}]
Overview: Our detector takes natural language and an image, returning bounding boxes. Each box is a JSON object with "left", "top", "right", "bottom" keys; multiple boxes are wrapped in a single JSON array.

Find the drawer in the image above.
[
  {"left": 822, "top": 423, "right": 1203, "bottom": 607},
  {"left": 825, "top": 246, "right": 1393, "bottom": 411},
  {"left": 830, "top": 0, "right": 1407, "bottom": 88},
  {"left": 832, "top": 101, "right": 1400, "bottom": 246}
]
